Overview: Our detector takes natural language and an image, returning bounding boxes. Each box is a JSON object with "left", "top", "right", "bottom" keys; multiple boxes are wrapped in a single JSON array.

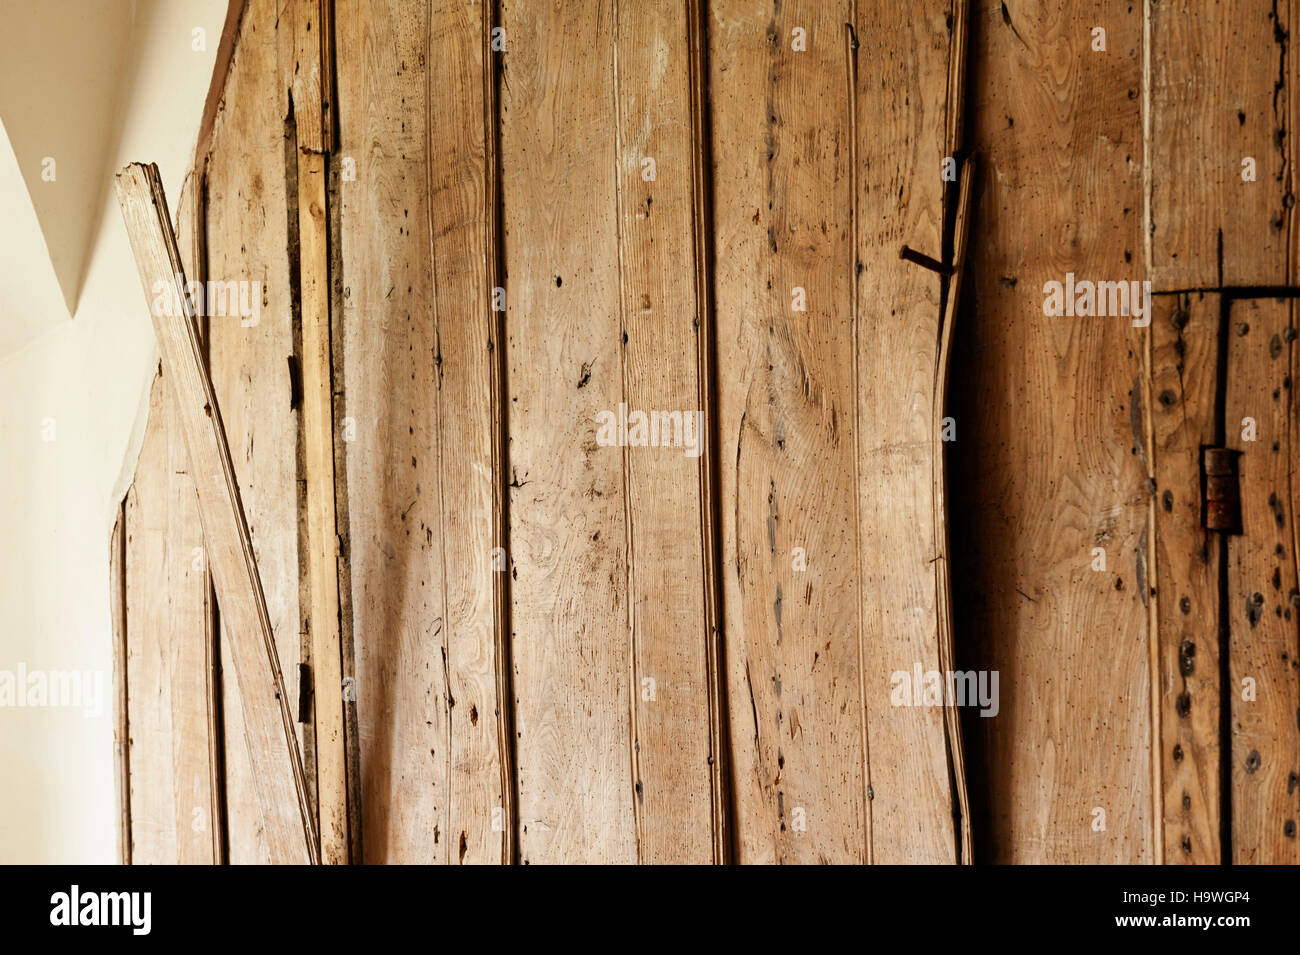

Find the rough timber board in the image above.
[
  {"left": 1225, "top": 297, "right": 1300, "bottom": 864},
  {"left": 1147, "top": 1, "right": 1290, "bottom": 290},
  {"left": 203, "top": 0, "right": 312, "bottom": 863},
  {"left": 334, "top": 0, "right": 510, "bottom": 863},
  {"left": 1150, "top": 292, "right": 1222, "bottom": 864},
  {"left": 950, "top": 0, "right": 1152, "bottom": 863},
  {"left": 115, "top": 161, "right": 315, "bottom": 864}
]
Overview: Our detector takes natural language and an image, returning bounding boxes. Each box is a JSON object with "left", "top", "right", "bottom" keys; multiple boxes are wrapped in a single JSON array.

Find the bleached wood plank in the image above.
[
  {"left": 204, "top": 0, "right": 311, "bottom": 863},
  {"left": 114, "top": 161, "right": 317, "bottom": 864},
  {"left": 334, "top": 0, "right": 510, "bottom": 863},
  {"left": 297, "top": 147, "right": 348, "bottom": 864}
]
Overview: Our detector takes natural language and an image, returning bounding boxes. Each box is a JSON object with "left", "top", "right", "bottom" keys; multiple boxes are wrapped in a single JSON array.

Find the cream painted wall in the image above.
[{"left": 0, "top": 0, "right": 227, "bottom": 863}]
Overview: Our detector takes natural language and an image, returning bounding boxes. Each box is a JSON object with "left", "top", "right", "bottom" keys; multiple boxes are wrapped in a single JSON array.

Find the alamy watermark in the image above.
[
  {"left": 151, "top": 273, "right": 262, "bottom": 327},
  {"left": 1042, "top": 272, "right": 1152, "bottom": 327},
  {"left": 890, "top": 664, "right": 999, "bottom": 717},
  {"left": 0, "top": 663, "right": 106, "bottom": 717},
  {"left": 595, "top": 404, "right": 704, "bottom": 458}
]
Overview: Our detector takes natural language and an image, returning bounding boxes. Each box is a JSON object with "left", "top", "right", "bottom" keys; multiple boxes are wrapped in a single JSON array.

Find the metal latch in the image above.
[{"left": 1202, "top": 447, "right": 1241, "bottom": 533}]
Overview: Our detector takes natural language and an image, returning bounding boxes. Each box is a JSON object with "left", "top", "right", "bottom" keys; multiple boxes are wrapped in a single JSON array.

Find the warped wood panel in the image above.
[
  {"left": 123, "top": 365, "right": 215, "bottom": 865},
  {"left": 951, "top": 0, "right": 1152, "bottom": 862},
  {"left": 335, "top": 0, "right": 509, "bottom": 863},
  {"left": 1148, "top": 1, "right": 1289, "bottom": 290},
  {"left": 853, "top": 0, "right": 964, "bottom": 864},
  {"left": 120, "top": 176, "right": 219, "bottom": 865},
  {"left": 710, "top": 0, "right": 868, "bottom": 864},
  {"left": 1226, "top": 297, "right": 1300, "bottom": 863},
  {"left": 116, "top": 161, "right": 315, "bottom": 864},
  {"left": 1150, "top": 292, "right": 1222, "bottom": 864},
  {"left": 205, "top": 0, "right": 311, "bottom": 864}
]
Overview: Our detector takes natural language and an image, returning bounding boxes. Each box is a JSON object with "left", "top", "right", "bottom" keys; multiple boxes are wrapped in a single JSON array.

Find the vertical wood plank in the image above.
[
  {"left": 710, "top": 0, "right": 868, "bottom": 863},
  {"left": 611, "top": 0, "right": 720, "bottom": 864},
  {"left": 120, "top": 176, "right": 218, "bottom": 865},
  {"left": 500, "top": 0, "right": 636, "bottom": 865},
  {"left": 952, "top": 0, "right": 1152, "bottom": 862},
  {"left": 853, "top": 0, "right": 963, "bottom": 864},
  {"left": 1226, "top": 297, "right": 1300, "bottom": 863},
  {"left": 334, "top": 0, "right": 509, "bottom": 863},
  {"left": 1148, "top": 1, "right": 1289, "bottom": 289},
  {"left": 1150, "top": 291, "right": 1222, "bottom": 864},
  {"left": 205, "top": 0, "right": 311, "bottom": 863},
  {"left": 297, "top": 147, "right": 348, "bottom": 864}
]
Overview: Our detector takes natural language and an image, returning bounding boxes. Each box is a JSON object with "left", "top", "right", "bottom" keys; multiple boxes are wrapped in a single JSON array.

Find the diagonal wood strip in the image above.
[{"left": 114, "top": 161, "right": 319, "bottom": 865}]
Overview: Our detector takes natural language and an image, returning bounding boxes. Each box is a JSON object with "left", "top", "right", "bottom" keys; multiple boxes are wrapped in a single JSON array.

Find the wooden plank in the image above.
[
  {"left": 334, "top": 0, "right": 509, "bottom": 863},
  {"left": 1225, "top": 297, "right": 1300, "bottom": 863},
  {"left": 951, "top": 0, "right": 1152, "bottom": 862},
  {"left": 853, "top": 0, "right": 965, "bottom": 864},
  {"left": 287, "top": 0, "right": 335, "bottom": 153},
  {"left": 610, "top": 0, "right": 721, "bottom": 864},
  {"left": 710, "top": 0, "right": 868, "bottom": 864},
  {"left": 1148, "top": 1, "right": 1288, "bottom": 290},
  {"left": 1150, "top": 291, "right": 1222, "bottom": 864},
  {"left": 297, "top": 147, "right": 348, "bottom": 864},
  {"left": 501, "top": 0, "right": 635, "bottom": 864},
  {"left": 110, "top": 504, "right": 130, "bottom": 864},
  {"left": 500, "top": 0, "right": 717, "bottom": 864},
  {"left": 204, "top": 0, "right": 312, "bottom": 863},
  {"left": 115, "top": 161, "right": 317, "bottom": 864},
  {"left": 175, "top": 171, "right": 228, "bottom": 865}
]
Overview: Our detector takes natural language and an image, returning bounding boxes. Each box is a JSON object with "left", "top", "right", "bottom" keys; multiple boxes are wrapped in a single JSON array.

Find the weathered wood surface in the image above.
[
  {"left": 499, "top": 0, "right": 721, "bottom": 864},
  {"left": 112, "top": 0, "right": 1300, "bottom": 867},
  {"left": 1225, "top": 297, "right": 1300, "bottom": 864},
  {"left": 952, "top": 0, "right": 1153, "bottom": 862},
  {"left": 1148, "top": 1, "right": 1289, "bottom": 290},
  {"left": 1149, "top": 292, "right": 1223, "bottom": 864},
  {"left": 710, "top": 0, "right": 967, "bottom": 863},
  {"left": 118, "top": 177, "right": 220, "bottom": 866},
  {"left": 334, "top": 0, "right": 510, "bottom": 863},
  {"left": 115, "top": 162, "right": 316, "bottom": 864},
  {"left": 204, "top": 0, "right": 314, "bottom": 864}
]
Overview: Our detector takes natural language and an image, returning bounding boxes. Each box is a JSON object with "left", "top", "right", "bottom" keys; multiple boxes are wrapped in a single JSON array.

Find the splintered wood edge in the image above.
[
  {"left": 934, "top": 157, "right": 976, "bottom": 864},
  {"left": 113, "top": 161, "right": 320, "bottom": 863}
]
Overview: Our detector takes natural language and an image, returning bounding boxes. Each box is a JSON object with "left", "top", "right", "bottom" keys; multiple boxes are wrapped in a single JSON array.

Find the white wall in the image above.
[{"left": 0, "top": 0, "right": 227, "bottom": 863}]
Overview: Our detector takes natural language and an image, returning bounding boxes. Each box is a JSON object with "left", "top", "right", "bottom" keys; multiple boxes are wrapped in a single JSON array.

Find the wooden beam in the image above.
[
  {"left": 297, "top": 146, "right": 348, "bottom": 864},
  {"left": 114, "top": 161, "right": 318, "bottom": 865}
]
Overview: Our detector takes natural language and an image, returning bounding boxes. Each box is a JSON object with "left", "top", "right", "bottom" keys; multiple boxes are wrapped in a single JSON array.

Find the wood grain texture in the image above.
[
  {"left": 204, "top": 0, "right": 312, "bottom": 863},
  {"left": 500, "top": 0, "right": 720, "bottom": 864},
  {"left": 297, "top": 147, "right": 348, "bottom": 864},
  {"left": 710, "top": 0, "right": 867, "bottom": 864},
  {"left": 853, "top": 0, "right": 964, "bottom": 864},
  {"left": 123, "top": 366, "right": 215, "bottom": 864},
  {"left": 1150, "top": 291, "right": 1222, "bottom": 864},
  {"left": 611, "top": 0, "right": 720, "bottom": 864},
  {"left": 334, "top": 0, "right": 509, "bottom": 863},
  {"left": 1225, "top": 297, "right": 1300, "bottom": 863},
  {"left": 119, "top": 175, "right": 220, "bottom": 865},
  {"left": 1148, "top": 1, "right": 1290, "bottom": 290},
  {"left": 951, "top": 0, "right": 1152, "bottom": 862},
  {"left": 115, "top": 162, "right": 315, "bottom": 863}
]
